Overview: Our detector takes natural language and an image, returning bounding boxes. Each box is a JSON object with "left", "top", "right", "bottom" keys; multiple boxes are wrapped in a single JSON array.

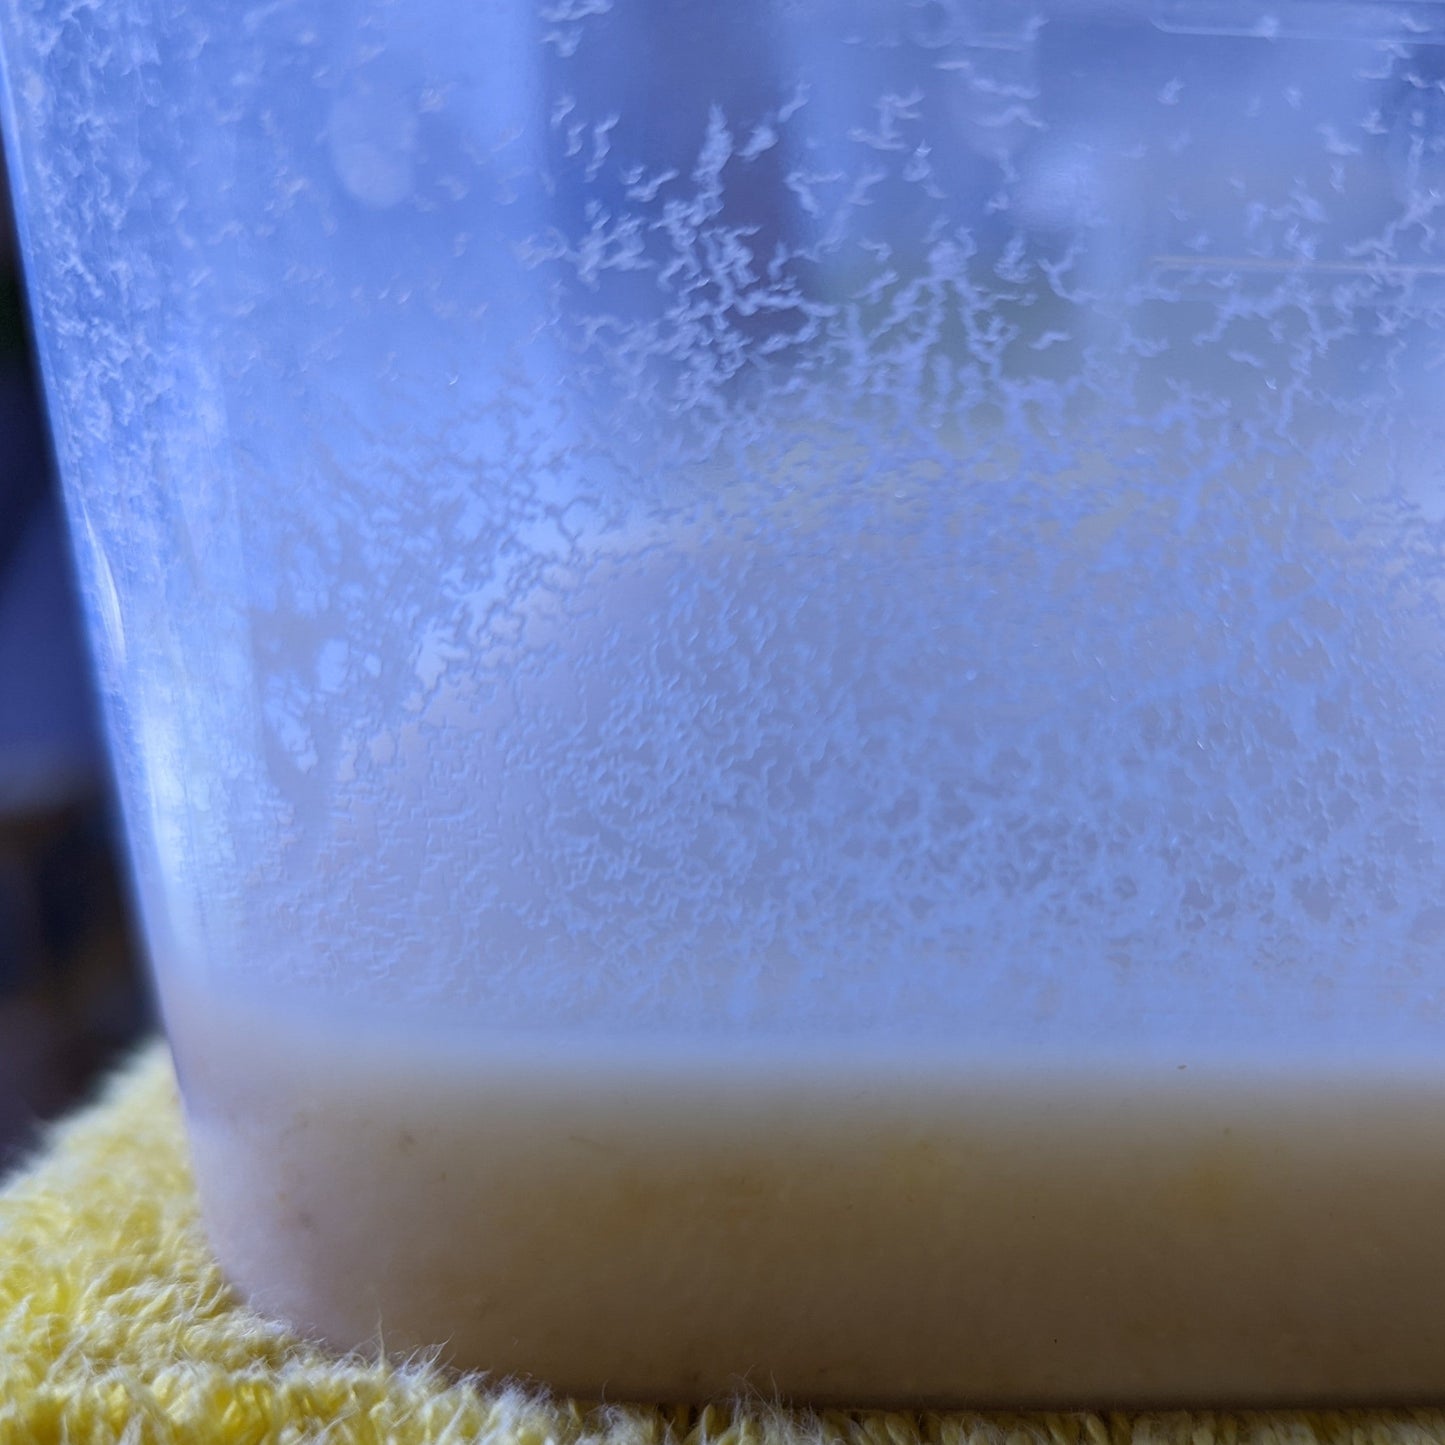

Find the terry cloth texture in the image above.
[{"left": 2, "top": 1042, "right": 1444, "bottom": 1445}]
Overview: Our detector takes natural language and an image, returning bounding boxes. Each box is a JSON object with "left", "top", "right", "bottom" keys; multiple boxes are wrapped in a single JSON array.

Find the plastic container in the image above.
[{"left": 6, "top": 0, "right": 1445, "bottom": 1407}]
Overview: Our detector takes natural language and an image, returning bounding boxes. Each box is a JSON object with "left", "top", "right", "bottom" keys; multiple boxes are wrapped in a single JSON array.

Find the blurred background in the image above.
[{"left": 0, "top": 135, "right": 151, "bottom": 1173}]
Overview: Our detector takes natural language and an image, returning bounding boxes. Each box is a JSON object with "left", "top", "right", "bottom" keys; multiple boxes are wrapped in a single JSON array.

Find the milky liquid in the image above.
[
  {"left": 168, "top": 975, "right": 1445, "bottom": 1406},
  {"left": 159, "top": 482, "right": 1445, "bottom": 1404}
]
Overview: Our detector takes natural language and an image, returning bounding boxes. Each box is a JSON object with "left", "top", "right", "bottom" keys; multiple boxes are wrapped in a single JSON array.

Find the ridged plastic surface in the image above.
[{"left": 7, "top": 3, "right": 1445, "bottom": 1046}]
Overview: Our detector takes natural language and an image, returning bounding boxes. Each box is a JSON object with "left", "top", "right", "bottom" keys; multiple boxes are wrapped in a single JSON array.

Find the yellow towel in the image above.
[{"left": 1, "top": 1043, "right": 1442, "bottom": 1445}]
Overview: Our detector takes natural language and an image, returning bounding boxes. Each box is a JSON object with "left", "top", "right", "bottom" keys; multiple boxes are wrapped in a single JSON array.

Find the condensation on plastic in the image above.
[{"left": 3, "top": 0, "right": 1445, "bottom": 1048}]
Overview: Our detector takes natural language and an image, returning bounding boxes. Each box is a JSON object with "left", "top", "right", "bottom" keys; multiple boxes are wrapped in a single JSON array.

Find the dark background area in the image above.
[{"left": 0, "top": 139, "right": 151, "bottom": 1173}]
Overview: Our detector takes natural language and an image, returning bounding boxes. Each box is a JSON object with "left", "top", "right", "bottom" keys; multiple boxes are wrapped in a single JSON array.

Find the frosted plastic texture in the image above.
[{"left": 5, "top": 0, "right": 1445, "bottom": 1048}]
